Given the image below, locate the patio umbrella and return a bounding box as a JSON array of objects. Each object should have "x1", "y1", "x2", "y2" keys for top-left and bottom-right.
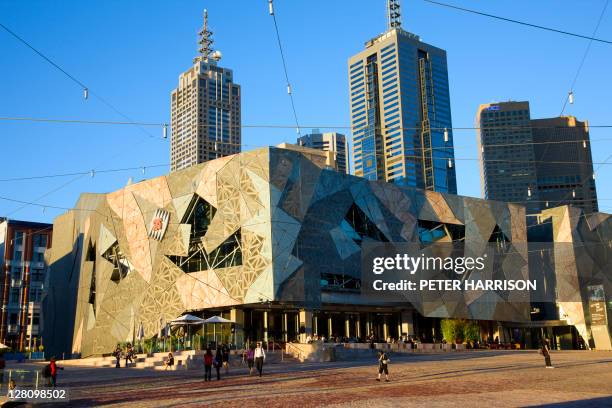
[
  {"x1": 0, "y1": 343, "x2": 9, "y2": 349},
  {"x1": 137, "y1": 322, "x2": 145, "y2": 341},
  {"x1": 170, "y1": 315, "x2": 205, "y2": 350},
  {"x1": 203, "y1": 316, "x2": 234, "y2": 345},
  {"x1": 170, "y1": 314, "x2": 205, "y2": 325},
  {"x1": 137, "y1": 322, "x2": 145, "y2": 352},
  {"x1": 158, "y1": 317, "x2": 164, "y2": 338}
]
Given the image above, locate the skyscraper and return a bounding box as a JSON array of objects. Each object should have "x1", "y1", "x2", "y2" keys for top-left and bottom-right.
[
  {"x1": 348, "y1": 0, "x2": 456, "y2": 193},
  {"x1": 476, "y1": 101, "x2": 540, "y2": 214},
  {"x1": 531, "y1": 116, "x2": 598, "y2": 214},
  {"x1": 297, "y1": 131, "x2": 349, "y2": 174},
  {"x1": 477, "y1": 101, "x2": 598, "y2": 215},
  {"x1": 170, "y1": 10, "x2": 241, "y2": 172}
]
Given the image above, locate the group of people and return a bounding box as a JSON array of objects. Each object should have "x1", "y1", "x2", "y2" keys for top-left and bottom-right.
[
  {"x1": 113, "y1": 343, "x2": 136, "y2": 368},
  {"x1": 202, "y1": 342, "x2": 266, "y2": 381},
  {"x1": 159, "y1": 342, "x2": 268, "y2": 380}
]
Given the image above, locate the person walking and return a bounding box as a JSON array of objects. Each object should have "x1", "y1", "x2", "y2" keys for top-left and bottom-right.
[
  {"x1": 204, "y1": 348, "x2": 213, "y2": 381},
  {"x1": 49, "y1": 357, "x2": 64, "y2": 387},
  {"x1": 541, "y1": 339, "x2": 554, "y2": 368},
  {"x1": 376, "y1": 350, "x2": 390, "y2": 382},
  {"x1": 113, "y1": 345, "x2": 122, "y2": 368},
  {"x1": 246, "y1": 346, "x2": 255, "y2": 375},
  {"x1": 254, "y1": 342, "x2": 266, "y2": 377},
  {"x1": 222, "y1": 343, "x2": 230, "y2": 375},
  {"x1": 125, "y1": 343, "x2": 134, "y2": 367},
  {"x1": 214, "y1": 348, "x2": 223, "y2": 380}
]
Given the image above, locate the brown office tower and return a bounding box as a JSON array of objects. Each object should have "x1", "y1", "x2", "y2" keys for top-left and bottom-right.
[{"x1": 531, "y1": 116, "x2": 598, "y2": 214}]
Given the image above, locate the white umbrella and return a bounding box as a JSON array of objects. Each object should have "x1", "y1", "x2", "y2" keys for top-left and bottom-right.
[
  {"x1": 204, "y1": 316, "x2": 234, "y2": 345},
  {"x1": 170, "y1": 315, "x2": 204, "y2": 350},
  {"x1": 170, "y1": 314, "x2": 205, "y2": 325},
  {"x1": 204, "y1": 316, "x2": 234, "y2": 324},
  {"x1": 158, "y1": 317, "x2": 164, "y2": 338},
  {"x1": 0, "y1": 343, "x2": 9, "y2": 349},
  {"x1": 137, "y1": 322, "x2": 145, "y2": 341}
]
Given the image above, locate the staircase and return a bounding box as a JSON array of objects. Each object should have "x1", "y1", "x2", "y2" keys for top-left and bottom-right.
[{"x1": 60, "y1": 349, "x2": 300, "y2": 370}]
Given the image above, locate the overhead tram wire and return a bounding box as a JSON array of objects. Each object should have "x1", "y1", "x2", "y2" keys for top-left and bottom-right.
[
  {"x1": 5, "y1": 115, "x2": 612, "y2": 131},
  {"x1": 0, "y1": 22, "x2": 167, "y2": 140},
  {"x1": 560, "y1": 0, "x2": 610, "y2": 115},
  {"x1": 422, "y1": 0, "x2": 612, "y2": 45},
  {"x1": 1, "y1": 152, "x2": 611, "y2": 188},
  {"x1": 268, "y1": 0, "x2": 302, "y2": 137}
]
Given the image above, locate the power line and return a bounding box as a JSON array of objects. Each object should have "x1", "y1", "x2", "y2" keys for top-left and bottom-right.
[
  {"x1": 0, "y1": 116, "x2": 164, "y2": 127},
  {"x1": 0, "y1": 164, "x2": 169, "y2": 182},
  {"x1": 4, "y1": 116, "x2": 612, "y2": 131},
  {"x1": 0, "y1": 150, "x2": 608, "y2": 187},
  {"x1": 268, "y1": 0, "x2": 302, "y2": 138},
  {"x1": 0, "y1": 22, "x2": 162, "y2": 140},
  {"x1": 0, "y1": 22, "x2": 88, "y2": 90},
  {"x1": 423, "y1": 0, "x2": 612, "y2": 45},
  {"x1": 560, "y1": 0, "x2": 610, "y2": 115}
]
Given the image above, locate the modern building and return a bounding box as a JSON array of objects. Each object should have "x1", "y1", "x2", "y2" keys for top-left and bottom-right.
[
  {"x1": 477, "y1": 101, "x2": 598, "y2": 215},
  {"x1": 170, "y1": 10, "x2": 241, "y2": 172},
  {"x1": 297, "y1": 131, "x2": 349, "y2": 173},
  {"x1": 531, "y1": 116, "x2": 598, "y2": 214},
  {"x1": 0, "y1": 218, "x2": 52, "y2": 351},
  {"x1": 348, "y1": 0, "x2": 456, "y2": 192},
  {"x1": 476, "y1": 101, "x2": 540, "y2": 214},
  {"x1": 46, "y1": 146, "x2": 611, "y2": 357}
]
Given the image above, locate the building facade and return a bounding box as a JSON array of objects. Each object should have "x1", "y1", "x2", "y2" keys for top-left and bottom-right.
[
  {"x1": 170, "y1": 10, "x2": 241, "y2": 172},
  {"x1": 477, "y1": 102, "x2": 598, "y2": 215},
  {"x1": 348, "y1": 22, "x2": 456, "y2": 192},
  {"x1": 477, "y1": 101, "x2": 541, "y2": 215},
  {"x1": 297, "y1": 132, "x2": 349, "y2": 174},
  {"x1": 43, "y1": 146, "x2": 612, "y2": 357},
  {"x1": 531, "y1": 116, "x2": 598, "y2": 214},
  {"x1": 0, "y1": 219, "x2": 52, "y2": 351}
]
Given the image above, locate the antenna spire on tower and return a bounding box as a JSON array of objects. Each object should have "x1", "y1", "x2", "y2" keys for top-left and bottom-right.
[
  {"x1": 195, "y1": 9, "x2": 214, "y2": 62},
  {"x1": 387, "y1": 0, "x2": 402, "y2": 30}
]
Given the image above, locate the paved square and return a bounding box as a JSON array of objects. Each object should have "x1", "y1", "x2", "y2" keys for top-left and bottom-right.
[{"x1": 29, "y1": 351, "x2": 612, "y2": 407}]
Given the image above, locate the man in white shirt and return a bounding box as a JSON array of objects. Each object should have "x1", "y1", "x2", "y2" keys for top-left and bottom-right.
[{"x1": 254, "y1": 342, "x2": 266, "y2": 377}]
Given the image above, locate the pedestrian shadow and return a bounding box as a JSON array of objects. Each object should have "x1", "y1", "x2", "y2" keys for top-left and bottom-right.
[{"x1": 530, "y1": 396, "x2": 612, "y2": 407}]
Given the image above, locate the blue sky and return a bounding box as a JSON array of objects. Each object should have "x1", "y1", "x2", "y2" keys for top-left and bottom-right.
[{"x1": 1, "y1": 0, "x2": 611, "y2": 223}]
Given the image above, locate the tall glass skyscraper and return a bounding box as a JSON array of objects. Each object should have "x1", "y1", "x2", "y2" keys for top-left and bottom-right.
[{"x1": 348, "y1": 9, "x2": 456, "y2": 193}]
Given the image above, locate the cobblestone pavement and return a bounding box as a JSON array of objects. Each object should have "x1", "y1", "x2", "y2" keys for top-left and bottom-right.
[{"x1": 27, "y1": 351, "x2": 612, "y2": 407}]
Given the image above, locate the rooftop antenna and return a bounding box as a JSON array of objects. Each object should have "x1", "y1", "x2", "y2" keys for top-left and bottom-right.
[
  {"x1": 387, "y1": 0, "x2": 402, "y2": 30},
  {"x1": 195, "y1": 9, "x2": 214, "y2": 63}
]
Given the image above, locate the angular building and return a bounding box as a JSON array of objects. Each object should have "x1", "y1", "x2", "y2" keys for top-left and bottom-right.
[
  {"x1": 476, "y1": 101, "x2": 540, "y2": 214},
  {"x1": 170, "y1": 10, "x2": 241, "y2": 172},
  {"x1": 42, "y1": 144, "x2": 612, "y2": 357},
  {"x1": 348, "y1": 1, "x2": 456, "y2": 192},
  {"x1": 531, "y1": 116, "x2": 598, "y2": 214},
  {"x1": 0, "y1": 219, "x2": 52, "y2": 350},
  {"x1": 477, "y1": 101, "x2": 598, "y2": 215},
  {"x1": 297, "y1": 131, "x2": 349, "y2": 174}
]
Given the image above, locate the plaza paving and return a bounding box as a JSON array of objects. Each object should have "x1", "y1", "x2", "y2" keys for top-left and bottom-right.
[{"x1": 16, "y1": 350, "x2": 612, "y2": 407}]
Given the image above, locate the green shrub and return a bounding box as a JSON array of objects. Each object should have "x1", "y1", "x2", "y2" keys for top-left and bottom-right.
[
  {"x1": 441, "y1": 319, "x2": 458, "y2": 343},
  {"x1": 462, "y1": 321, "x2": 480, "y2": 343},
  {"x1": 441, "y1": 319, "x2": 476, "y2": 343}
]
